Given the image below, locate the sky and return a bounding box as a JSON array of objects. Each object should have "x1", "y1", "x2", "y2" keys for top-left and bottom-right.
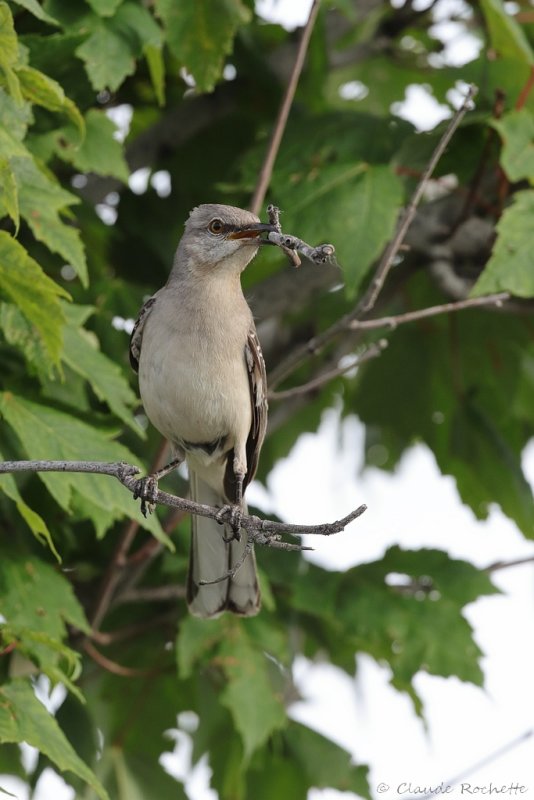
[{"x1": 3, "y1": 0, "x2": 533, "y2": 798}]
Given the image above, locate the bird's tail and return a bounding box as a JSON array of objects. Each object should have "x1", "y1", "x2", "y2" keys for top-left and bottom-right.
[{"x1": 187, "y1": 470, "x2": 261, "y2": 618}]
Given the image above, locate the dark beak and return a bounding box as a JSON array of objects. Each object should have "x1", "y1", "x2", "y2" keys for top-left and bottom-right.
[{"x1": 227, "y1": 222, "x2": 277, "y2": 241}]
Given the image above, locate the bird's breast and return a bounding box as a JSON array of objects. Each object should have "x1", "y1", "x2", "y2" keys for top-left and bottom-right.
[{"x1": 138, "y1": 302, "x2": 252, "y2": 448}]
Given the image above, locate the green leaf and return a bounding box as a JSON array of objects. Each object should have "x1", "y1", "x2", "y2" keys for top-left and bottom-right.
[
  {"x1": 71, "y1": 0, "x2": 163, "y2": 92},
  {"x1": 79, "y1": 655, "x2": 187, "y2": 799},
  {"x1": 0, "y1": 555, "x2": 89, "y2": 637},
  {"x1": 144, "y1": 42, "x2": 165, "y2": 106},
  {"x1": 177, "y1": 617, "x2": 287, "y2": 761},
  {"x1": 0, "y1": 157, "x2": 19, "y2": 232},
  {"x1": 74, "y1": 2, "x2": 162, "y2": 94},
  {"x1": 219, "y1": 621, "x2": 286, "y2": 759},
  {"x1": 0, "y1": 3, "x2": 22, "y2": 99},
  {"x1": 176, "y1": 616, "x2": 222, "y2": 680},
  {"x1": 492, "y1": 108, "x2": 534, "y2": 181},
  {"x1": 86, "y1": 0, "x2": 124, "y2": 17},
  {"x1": 0, "y1": 302, "x2": 49, "y2": 377},
  {"x1": 0, "y1": 231, "x2": 69, "y2": 366},
  {"x1": 61, "y1": 303, "x2": 141, "y2": 433},
  {"x1": 113, "y1": 2, "x2": 163, "y2": 49},
  {"x1": 0, "y1": 392, "x2": 172, "y2": 546},
  {"x1": 471, "y1": 190, "x2": 534, "y2": 298},
  {"x1": 154, "y1": 0, "x2": 251, "y2": 92},
  {"x1": 294, "y1": 547, "x2": 497, "y2": 708},
  {"x1": 75, "y1": 25, "x2": 135, "y2": 92},
  {"x1": 0, "y1": 2, "x2": 19, "y2": 66},
  {"x1": 276, "y1": 162, "x2": 403, "y2": 295},
  {"x1": 479, "y1": 0, "x2": 534, "y2": 65},
  {"x1": 353, "y1": 293, "x2": 534, "y2": 536},
  {"x1": 246, "y1": 758, "x2": 306, "y2": 800},
  {"x1": 58, "y1": 108, "x2": 129, "y2": 181},
  {"x1": 0, "y1": 447, "x2": 59, "y2": 559},
  {"x1": 16, "y1": 65, "x2": 84, "y2": 141},
  {"x1": 284, "y1": 722, "x2": 371, "y2": 798},
  {"x1": 11, "y1": 155, "x2": 88, "y2": 286},
  {"x1": 0, "y1": 742, "x2": 25, "y2": 779},
  {"x1": 0, "y1": 556, "x2": 88, "y2": 695},
  {"x1": 340, "y1": 164, "x2": 403, "y2": 293},
  {"x1": 10, "y1": 0, "x2": 59, "y2": 26},
  {"x1": 0, "y1": 86, "x2": 32, "y2": 141},
  {"x1": 0, "y1": 679, "x2": 109, "y2": 800},
  {"x1": 2, "y1": 627, "x2": 84, "y2": 700}
]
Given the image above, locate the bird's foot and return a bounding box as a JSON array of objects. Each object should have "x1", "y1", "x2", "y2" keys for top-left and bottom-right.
[
  {"x1": 215, "y1": 504, "x2": 243, "y2": 541},
  {"x1": 132, "y1": 475, "x2": 159, "y2": 517}
]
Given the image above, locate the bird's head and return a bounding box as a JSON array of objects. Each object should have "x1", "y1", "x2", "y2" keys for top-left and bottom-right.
[{"x1": 176, "y1": 204, "x2": 276, "y2": 276}]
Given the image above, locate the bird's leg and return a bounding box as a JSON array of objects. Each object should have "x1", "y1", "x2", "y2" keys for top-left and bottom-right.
[
  {"x1": 133, "y1": 456, "x2": 183, "y2": 517},
  {"x1": 216, "y1": 455, "x2": 246, "y2": 540},
  {"x1": 198, "y1": 539, "x2": 254, "y2": 585},
  {"x1": 223, "y1": 470, "x2": 244, "y2": 540}
]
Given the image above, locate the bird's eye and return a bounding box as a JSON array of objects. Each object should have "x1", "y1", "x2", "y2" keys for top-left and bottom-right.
[{"x1": 208, "y1": 219, "x2": 224, "y2": 235}]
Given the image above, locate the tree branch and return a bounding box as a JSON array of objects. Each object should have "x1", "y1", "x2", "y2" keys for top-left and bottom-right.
[
  {"x1": 485, "y1": 555, "x2": 534, "y2": 572},
  {"x1": 249, "y1": 0, "x2": 322, "y2": 215},
  {"x1": 83, "y1": 640, "x2": 161, "y2": 678},
  {"x1": 350, "y1": 292, "x2": 510, "y2": 332},
  {"x1": 268, "y1": 339, "x2": 388, "y2": 401},
  {"x1": 115, "y1": 585, "x2": 186, "y2": 605},
  {"x1": 88, "y1": 439, "x2": 170, "y2": 631},
  {"x1": 268, "y1": 84, "x2": 479, "y2": 389},
  {"x1": 355, "y1": 84, "x2": 478, "y2": 317},
  {"x1": 0, "y1": 460, "x2": 366, "y2": 542}
]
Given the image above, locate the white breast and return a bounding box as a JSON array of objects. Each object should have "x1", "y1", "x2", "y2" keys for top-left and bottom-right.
[{"x1": 137, "y1": 282, "x2": 252, "y2": 451}]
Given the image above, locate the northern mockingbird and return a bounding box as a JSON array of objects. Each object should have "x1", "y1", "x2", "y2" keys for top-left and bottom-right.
[{"x1": 129, "y1": 204, "x2": 276, "y2": 618}]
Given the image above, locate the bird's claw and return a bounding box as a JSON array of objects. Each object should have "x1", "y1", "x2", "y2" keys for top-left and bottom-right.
[
  {"x1": 215, "y1": 504, "x2": 243, "y2": 541},
  {"x1": 133, "y1": 476, "x2": 158, "y2": 517}
]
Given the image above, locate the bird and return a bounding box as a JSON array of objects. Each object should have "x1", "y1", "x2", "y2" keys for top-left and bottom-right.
[{"x1": 129, "y1": 204, "x2": 275, "y2": 618}]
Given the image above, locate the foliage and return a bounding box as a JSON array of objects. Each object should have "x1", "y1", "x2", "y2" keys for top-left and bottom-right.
[{"x1": 0, "y1": 0, "x2": 533, "y2": 797}]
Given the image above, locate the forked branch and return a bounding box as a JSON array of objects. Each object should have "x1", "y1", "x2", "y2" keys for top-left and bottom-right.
[
  {"x1": 269, "y1": 84, "x2": 479, "y2": 389},
  {"x1": 0, "y1": 460, "x2": 366, "y2": 548}
]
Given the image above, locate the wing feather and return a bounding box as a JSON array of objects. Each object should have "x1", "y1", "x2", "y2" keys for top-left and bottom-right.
[
  {"x1": 129, "y1": 295, "x2": 157, "y2": 373},
  {"x1": 243, "y1": 325, "x2": 268, "y2": 489}
]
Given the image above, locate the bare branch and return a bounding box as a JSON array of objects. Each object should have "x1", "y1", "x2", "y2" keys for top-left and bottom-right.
[
  {"x1": 0, "y1": 459, "x2": 366, "y2": 541},
  {"x1": 115, "y1": 586, "x2": 186, "y2": 604},
  {"x1": 269, "y1": 84, "x2": 479, "y2": 389},
  {"x1": 249, "y1": 0, "x2": 322, "y2": 215},
  {"x1": 355, "y1": 84, "x2": 478, "y2": 317},
  {"x1": 88, "y1": 440, "x2": 172, "y2": 631},
  {"x1": 485, "y1": 555, "x2": 534, "y2": 573},
  {"x1": 350, "y1": 292, "x2": 510, "y2": 332},
  {"x1": 83, "y1": 640, "x2": 159, "y2": 678},
  {"x1": 268, "y1": 339, "x2": 388, "y2": 401},
  {"x1": 402, "y1": 729, "x2": 533, "y2": 800}
]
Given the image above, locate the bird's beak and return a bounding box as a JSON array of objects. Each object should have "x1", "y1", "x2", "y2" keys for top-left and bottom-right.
[{"x1": 227, "y1": 223, "x2": 277, "y2": 242}]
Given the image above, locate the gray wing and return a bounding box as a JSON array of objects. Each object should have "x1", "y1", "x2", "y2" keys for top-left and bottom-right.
[
  {"x1": 129, "y1": 295, "x2": 157, "y2": 373},
  {"x1": 243, "y1": 325, "x2": 268, "y2": 489}
]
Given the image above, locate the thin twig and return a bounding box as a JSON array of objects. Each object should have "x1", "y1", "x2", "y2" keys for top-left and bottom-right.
[
  {"x1": 485, "y1": 554, "x2": 534, "y2": 573},
  {"x1": 268, "y1": 339, "x2": 388, "y2": 401},
  {"x1": 356, "y1": 84, "x2": 478, "y2": 317},
  {"x1": 115, "y1": 585, "x2": 186, "y2": 604},
  {"x1": 350, "y1": 292, "x2": 510, "y2": 331},
  {"x1": 402, "y1": 729, "x2": 533, "y2": 800},
  {"x1": 249, "y1": 0, "x2": 322, "y2": 215},
  {"x1": 515, "y1": 65, "x2": 534, "y2": 110},
  {"x1": 0, "y1": 460, "x2": 366, "y2": 540},
  {"x1": 83, "y1": 640, "x2": 160, "y2": 678},
  {"x1": 268, "y1": 84, "x2": 479, "y2": 389},
  {"x1": 91, "y1": 612, "x2": 177, "y2": 644},
  {"x1": 89, "y1": 438, "x2": 170, "y2": 631}
]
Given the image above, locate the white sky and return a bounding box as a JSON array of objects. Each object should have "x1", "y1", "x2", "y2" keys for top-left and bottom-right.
[{"x1": 3, "y1": 1, "x2": 533, "y2": 798}]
